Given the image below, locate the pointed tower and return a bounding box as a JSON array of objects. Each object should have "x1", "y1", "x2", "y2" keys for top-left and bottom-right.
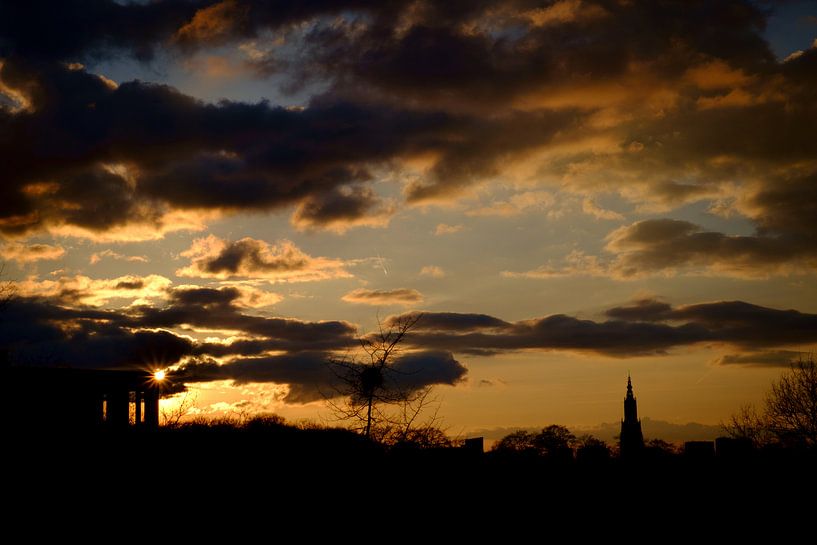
[{"x1": 620, "y1": 374, "x2": 644, "y2": 458}]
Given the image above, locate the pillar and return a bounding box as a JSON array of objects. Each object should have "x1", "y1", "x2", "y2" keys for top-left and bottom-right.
[
  {"x1": 106, "y1": 389, "x2": 130, "y2": 428},
  {"x1": 134, "y1": 390, "x2": 142, "y2": 426},
  {"x1": 144, "y1": 389, "x2": 160, "y2": 428}
]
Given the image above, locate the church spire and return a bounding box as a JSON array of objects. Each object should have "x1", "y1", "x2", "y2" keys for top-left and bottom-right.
[{"x1": 620, "y1": 374, "x2": 644, "y2": 458}]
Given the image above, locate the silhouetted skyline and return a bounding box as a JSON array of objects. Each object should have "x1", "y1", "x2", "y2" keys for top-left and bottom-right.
[{"x1": 1, "y1": 0, "x2": 816, "y2": 433}]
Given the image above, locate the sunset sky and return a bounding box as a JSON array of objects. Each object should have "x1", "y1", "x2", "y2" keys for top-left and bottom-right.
[{"x1": 1, "y1": 0, "x2": 816, "y2": 436}]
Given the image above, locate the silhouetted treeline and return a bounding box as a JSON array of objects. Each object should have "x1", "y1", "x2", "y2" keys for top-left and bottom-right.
[{"x1": 6, "y1": 413, "x2": 817, "y2": 530}]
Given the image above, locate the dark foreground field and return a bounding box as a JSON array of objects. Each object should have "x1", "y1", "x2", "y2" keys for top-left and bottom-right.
[{"x1": 6, "y1": 422, "x2": 816, "y2": 527}]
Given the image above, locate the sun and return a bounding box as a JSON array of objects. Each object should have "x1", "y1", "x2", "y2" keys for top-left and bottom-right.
[{"x1": 154, "y1": 370, "x2": 166, "y2": 381}]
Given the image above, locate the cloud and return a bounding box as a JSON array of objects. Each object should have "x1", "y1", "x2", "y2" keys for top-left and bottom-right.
[
  {"x1": 581, "y1": 198, "x2": 624, "y2": 221},
  {"x1": 435, "y1": 223, "x2": 463, "y2": 235},
  {"x1": 218, "y1": 283, "x2": 283, "y2": 308},
  {"x1": 0, "y1": 282, "x2": 466, "y2": 402},
  {"x1": 602, "y1": 219, "x2": 814, "y2": 278},
  {"x1": 176, "y1": 349, "x2": 466, "y2": 403},
  {"x1": 342, "y1": 288, "x2": 423, "y2": 306},
  {"x1": 134, "y1": 285, "x2": 358, "y2": 353},
  {"x1": 387, "y1": 311, "x2": 511, "y2": 332},
  {"x1": 290, "y1": 184, "x2": 395, "y2": 233},
  {"x1": 89, "y1": 249, "x2": 148, "y2": 265},
  {"x1": 508, "y1": 218, "x2": 817, "y2": 280},
  {"x1": 176, "y1": 235, "x2": 350, "y2": 282},
  {"x1": 0, "y1": 57, "x2": 574, "y2": 239},
  {"x1": 3, "y1": 287, "x2": 816, "y2": 400},
  {"x1": 387, "y1": 299, "x2": 817, "y2": 357},
  {"x1": 502, "y1": 250, "x2": 608, "y2": 280},
  {"x1": 0, "y1": 242, "x2": 65, "y2": 263},
  {"x1": 466, "y1": 190, "x2": 555, "y2": 217},
  {"x1": 12, "y1": 274, "x2": 172, "y2": 306},
  {"x1": 0, "y1": 0, "x2": 203, "y2": 62},
  {"x1": 712, "y1": 350, "x2": 802, "y2": 367},
  {"x1": 419, "y1": 265, "x2": 445, "y2": 278},
  {"x1": 1, "y1": 1, "x2": 816, "y2": 278},
  {"x1": 0, "y1": 298, "x2": 194, "y2": 370}
]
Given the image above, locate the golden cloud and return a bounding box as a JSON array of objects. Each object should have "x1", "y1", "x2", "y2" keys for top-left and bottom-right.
[
  {"x1": 176, "y1": 235, "x2": 351, "y2": 282},
  {"x1": 0, "y1": 242, "x2": 65, "y2": 263},
  {"x1": 342, "y1": 288, "x2": 424, "y2": 306},
  {"x1": 13, "y1": 274, "x2": 173, "y2": 306}
]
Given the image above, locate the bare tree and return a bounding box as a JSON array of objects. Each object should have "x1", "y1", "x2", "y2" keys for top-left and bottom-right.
[
  {"x1": 326, "y1": 313, "x2": 442, "y2": 442},
  {"x1": 724, "y1": 353, "x2": 817, "y2": 448},
  {"x1": 0, "y1": 263, "x2": 16, "y2": 312},
  {"x1": 0, "y1": 263, "x2": 16, "y2": 367},
  {"x1": 765, "y1": 354, "x2": 817, "y2": 447},
  {"x1": 722, "y1": 403, "x2": 773, "y2": 447},
  {"x1": 161, "y1": 391, "x2": 198, "y2": 428}
]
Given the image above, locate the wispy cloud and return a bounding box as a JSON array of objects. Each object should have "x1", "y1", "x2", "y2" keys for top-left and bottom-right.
[
  {"x1": 342, "y1": 288, "x2": 424, "y2": 306},
  {"x1": 0, "y1": 242, "x2": 65, "y2": 263}
]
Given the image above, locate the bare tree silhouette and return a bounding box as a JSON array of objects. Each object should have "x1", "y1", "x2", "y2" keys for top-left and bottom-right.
[
  {"x1": 161, "y1": 391, "x2": 198, "y2": 428},
  {"x1": 766, "y1": 354, "x2": 817, "y2": 447},
  {"x1": 722, "y1": 403, "x2": 773, "y2": 447},
  {"x1": 0, "y1": 263, "x2": 16, "y2": 367},
  {"x1": 724, "y1": 353, "x2": 817, "y2": 448},
  {"x1": 325, "y1": 313, "x2": 444, "y2": 443},
  {"x1": 0, "y1": 263, "x2": 12, "y2": 306}
]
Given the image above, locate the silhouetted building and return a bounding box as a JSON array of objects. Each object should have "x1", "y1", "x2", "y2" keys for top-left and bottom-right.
[
  {"x1": 620, "y1": 375, "x2": 644, "y2": 458},
  {"x1": 715, "y1": 436, "x2": 753, "y2": 459},
  {"x1": 463, "y1": 437, "x2": 484, "y2": 454},
  {"x1": 684, "y1": 441, "x2": 715, "y2": 460},
  {"x1": 0, "y1": 367, "x2": 166, "y2": 431}
]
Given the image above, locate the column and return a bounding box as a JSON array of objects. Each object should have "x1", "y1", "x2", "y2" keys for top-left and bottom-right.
[{"x1": 144, "y1": 389, "x2": 160, "y2": 428}]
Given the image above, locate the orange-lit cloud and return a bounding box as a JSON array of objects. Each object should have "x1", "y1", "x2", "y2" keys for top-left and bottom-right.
[
  {"x1": 342, "y1": 288, "x2": 423, "y2": 306},
  {"x1": 12, "y1": 274, "x2": 172, "y2": 306},
  {"x1": 290, "y1": 185, "x2": 396, "y2": 233},
  {"x1": 176, "y1": 235, "x2": 351, "y2": 282},
  {"x1": 435, "y1": 223, "x2": 463, "y2": 235},
  {"x1": 0, "y1": 242, "x2": 65, "y2": 263},
  {"x1": 89, "y1": 249, "x2": 148, "y2": 265},
  {"x1": 507, "y1": 218, "x2": 817, "y2": 280},
  {"x1": 175, "y1": 0, "x2": 248, "y2": 48},
  {"x1": 419, "y1": 265, "x2": 445, "y2": 278},
  {"x1": 466, "y1": 191, "x2": 555, "y2": 217}
]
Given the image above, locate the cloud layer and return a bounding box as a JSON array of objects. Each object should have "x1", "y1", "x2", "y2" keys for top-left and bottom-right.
[
  {"x1": 390, "y1": 300, "x2": 817, "y2": 357},
  {"x1": 1, "y1": 0, "x2": 812, "y2": 275}
]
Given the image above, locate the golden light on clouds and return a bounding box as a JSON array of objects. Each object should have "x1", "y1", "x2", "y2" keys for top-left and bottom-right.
[{"x1": 176, "y1": 235, "x2": 352, "y2": 282}]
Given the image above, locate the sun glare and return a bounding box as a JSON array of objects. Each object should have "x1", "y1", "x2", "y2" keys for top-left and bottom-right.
[{"x1": 154, "y1": 370, "x2": 166, "y2": 381}]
